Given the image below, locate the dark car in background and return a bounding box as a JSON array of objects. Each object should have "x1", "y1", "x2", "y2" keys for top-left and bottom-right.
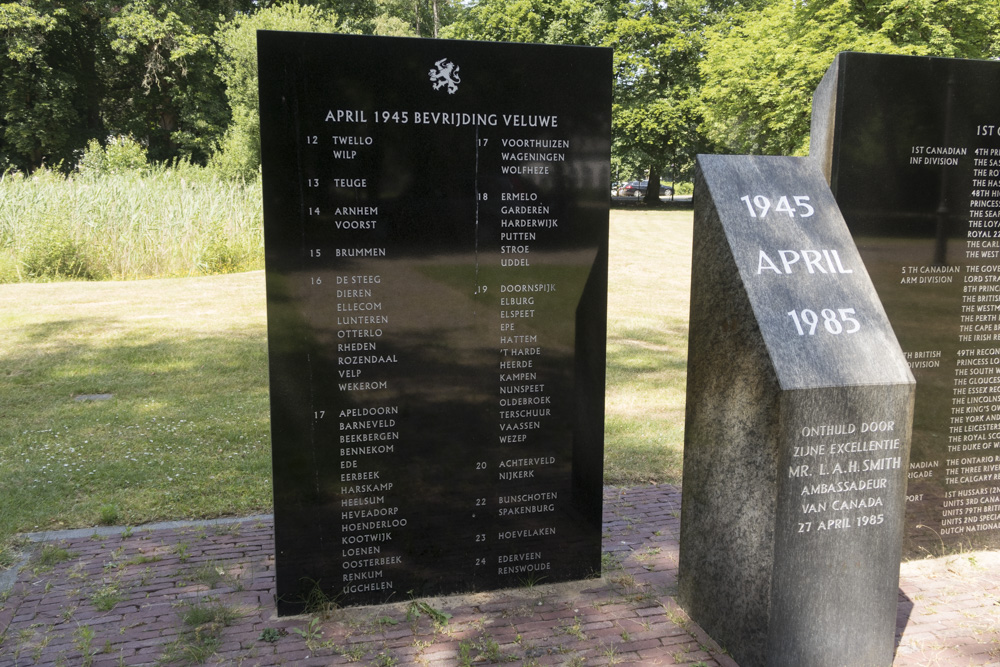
[
  {"x1": 617, "y1": 180, "x2": 642, "y2": 197},
  {"x1": 616, "y1": 180, "x2": 674, "y2": 198}
]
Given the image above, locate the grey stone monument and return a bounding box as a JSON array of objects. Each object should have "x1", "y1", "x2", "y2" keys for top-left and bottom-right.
[{"x1": 679, "y1": 154, "x2": 915, "y2": 667}]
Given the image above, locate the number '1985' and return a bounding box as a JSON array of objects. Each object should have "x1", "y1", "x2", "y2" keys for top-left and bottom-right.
[{"x1": 787, "y1": 308, "x2": 860, "y2": 336}]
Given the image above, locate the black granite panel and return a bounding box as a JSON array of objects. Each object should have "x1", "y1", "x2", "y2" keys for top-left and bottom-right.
[
  {"x1": 258, "y1": 32, "x2": 610, "y2": 614},
  {"x1": 811, "y1": 52, "x2": 1000, "y2": 555},
  {"x1": 680, "y1": 155, "x2": 914, "y2": 666}
]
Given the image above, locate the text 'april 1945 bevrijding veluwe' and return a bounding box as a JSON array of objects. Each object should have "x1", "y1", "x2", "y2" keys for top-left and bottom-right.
[{"x1": 258, "y1": 30, "x2": 611, "y2": 614}]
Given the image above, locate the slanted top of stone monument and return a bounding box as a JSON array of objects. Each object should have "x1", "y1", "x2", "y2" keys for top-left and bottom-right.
[{"x1": 696, "y1": 154, "x2": 914, "y2": 391}]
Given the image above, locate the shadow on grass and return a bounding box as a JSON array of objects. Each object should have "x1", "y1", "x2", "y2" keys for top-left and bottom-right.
[
  {"x1": 604, "y1": 327, "x2": 687, "y2": 485},
  {"x1": 0, "y1": 313, "x2": 271, "y2": 544}
]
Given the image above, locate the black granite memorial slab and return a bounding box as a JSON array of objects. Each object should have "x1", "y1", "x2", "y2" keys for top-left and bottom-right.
[
  {"x1": 258, "y1": 31, "x2": 611, "y2": 614},
  {"x1": 679, "y1": 155, "x2": 915, "y2": 666},
  {"x1": 812, "y1": 52, "x2": 1000, "y2": 555}
]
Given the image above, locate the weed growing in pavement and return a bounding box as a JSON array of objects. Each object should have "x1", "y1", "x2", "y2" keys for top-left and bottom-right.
[
  {"x1": 559, "y1": 617, "x2": 586, "y2": 640},
  {"x1": 29, "y1": 628, "x2": 53, "y2": 661},
  {"x1": 257, "y1": 627, "x2": 287, "y2": 643},
  {"x1": 635, "y1": 546, "x2": 661, "y2": 561},
  {"x1": 329, "y1": 640, "x2": 370, "y2": 661},
  {"x1": 458, "y1": 639, "x2": 474, "y2": 666},
  {"x1": 601, "y1": 552, "x2": 623, "y2": 574},
  {"x1": 458, "y1": 635, "x2": 514, "y2": 666},
  {"x1": 74, "y1": 625, "x2": 96, "y2": 667},
  {"x1": 664, "y1": 606, "x2": 689, "y2": 629},
  {"x1": 475, "y1": 636, "x2": 511, "y2": 662},
  {"x1": 406, "y1": 599, "x2": 452, "y2": 629},
  {"x1": 213, "y1": 522, "x2": 242, "y2": 537},
  {"x1": 90, "y1": 581, "x2": 126, "y2": 611},
  {"x1": 299, "y1": 579, "x2": 341, "y2": 619},
  {"x1": 126, "y1": 553, "x2": 161, "y2": 565},
  {"x1": 291, "y1": 616, "x2": 324, "y2": 643},
  {"x1": 602, "y1": 643, "x2": 623, "y2": 665},
  {"x1": 517, "y1": 572, "x2": 546, "y2": 588},
  {"x1": 159, "y1": 600, "x2": 242, "y2": 665},
  {"x1": 186, "y1": 561, "x2": 228, "y2": 589},
  {"x1": 34, "y1": 544, "x2": 75, "y2": 573},
  {"x1": 500, "y1": 603, "x2": 535, "y2": 619},
  {"x1": 367, "y1": 615, "x2": 399, "y2": 632}
]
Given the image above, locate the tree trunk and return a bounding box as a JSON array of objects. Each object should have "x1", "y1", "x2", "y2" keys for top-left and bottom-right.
[{"x1": 643, "y1": 166, "x2": 662, "y2": 205}]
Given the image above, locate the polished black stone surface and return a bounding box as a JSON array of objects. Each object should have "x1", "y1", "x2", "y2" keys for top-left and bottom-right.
[
  {"x1": 680, "y1": 155, "x2": 913, "y2": 666},
  {"x1": 812, "y1": 52, "x2": 1000, "y2": 555},
  {"x1": 258, "y1": 31, "x2": 610, "y2": 614}
]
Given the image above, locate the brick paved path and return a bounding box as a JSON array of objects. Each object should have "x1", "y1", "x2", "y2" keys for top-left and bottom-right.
[{"x1": 0, "y1": 485, "x2": 997, "y2": 666}]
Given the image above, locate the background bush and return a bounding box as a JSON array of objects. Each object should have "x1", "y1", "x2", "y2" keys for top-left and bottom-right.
[{"x1": 0, "y1": 164, "x2": 262, "y2": 282}]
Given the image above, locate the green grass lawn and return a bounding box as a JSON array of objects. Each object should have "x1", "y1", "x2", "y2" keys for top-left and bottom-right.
[
  {"x1": 605, "y1": 210, "x2": 691, "y2": 484},
  {"x1": 0, "y1": 210, "x2": 692, "y2": 560}
]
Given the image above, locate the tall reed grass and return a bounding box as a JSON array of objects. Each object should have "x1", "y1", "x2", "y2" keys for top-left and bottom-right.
[{"x1": 0, "y1": 166, "x2": 263, "y2": 282}]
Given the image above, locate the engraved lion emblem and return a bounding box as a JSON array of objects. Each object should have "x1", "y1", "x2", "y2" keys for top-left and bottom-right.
[{"x1": 429, "y1": 58, "x2": 461, "y2": 94}]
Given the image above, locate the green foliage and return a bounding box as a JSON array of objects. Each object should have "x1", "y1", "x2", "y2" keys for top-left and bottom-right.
[
  {"x1": 98, "y1": 503, "x2": 120, "y2": 526},
  {"x1": 102, "y1": 0, "x2": 247, "y2": 165},
  {"x1": 0, "y1": 165, "x2": 263, "y2": 281},
  {"x1": 406, "y1": 599, "x2": 452, "y2": 626},
  {"x1": 90, "y1": 582, "x2": 125, "y2": 611},
  {"x1": 257, "y1": 627, "x2": 287, "y2": 643},
  {"x1": 0, "y1": 1, "x2": 101, "y2": 171},
  {"x1": 443, "y1": 0, "x2": 603, "y2": 45},
  {"x1": 211, "y1": 3, "x2": 340, "y2": 180},
  {"x1": 35, "y1": 544, "x2": 74, "y2": 570},
  {"x1": 20, "y1": 232, "x2": 98, "y2": 281},
  {"x1": 700, "y1": 0, "x2": 1000, "y2": 155},
  {"x1": 78, "y1": 135, "x2": 149, "y2": 176},
  {"x1": 198, "y1": 235, "x2": 250, "y2": 275},
  {"x1": 15, "y1": 171, "x2": 108, "y2": 280},
  {"x1": 73, "y1": 624, "x2": 96, "y2": 667},
  {"x1": 290, "y1": 616, "x2": 324, "y2": 641},
  {"x1": 160, "y1": 601, "x2": 242, "y2": 664},
  {"x1": 179, "y1": 601, "x2": 241, "y2": 628},
  {"x1": 605, "y1": 0, "x2": 727, "y2": 200},
  {"x1": 333, "y1": 0, "x2": 459, "y2": 38}
]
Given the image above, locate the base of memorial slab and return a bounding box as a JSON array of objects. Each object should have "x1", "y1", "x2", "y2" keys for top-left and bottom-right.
[{"x1": 0, "y1": 485, "x2": 997, "y2": 666}]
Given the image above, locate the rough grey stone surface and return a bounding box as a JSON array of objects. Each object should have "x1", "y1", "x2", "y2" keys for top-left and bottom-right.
[
  {"x1": 680, "y1": 155, "x2": 915, "y2": 667},
  {"x1": 810, "y1": 60, "x2": 840, "y2": 183}
]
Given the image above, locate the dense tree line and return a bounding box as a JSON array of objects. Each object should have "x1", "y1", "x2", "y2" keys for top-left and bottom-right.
[
  {"x1": 2, "y1": 0, "x2": 998, "y2": 185},
  {"x1": 0, "y1": 0, "x2": 456, "y2": 173}
]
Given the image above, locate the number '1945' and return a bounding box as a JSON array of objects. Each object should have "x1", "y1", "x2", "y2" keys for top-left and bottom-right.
[{"x1": 741, "y1": 195, "x2": 814, "y2": 218}]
